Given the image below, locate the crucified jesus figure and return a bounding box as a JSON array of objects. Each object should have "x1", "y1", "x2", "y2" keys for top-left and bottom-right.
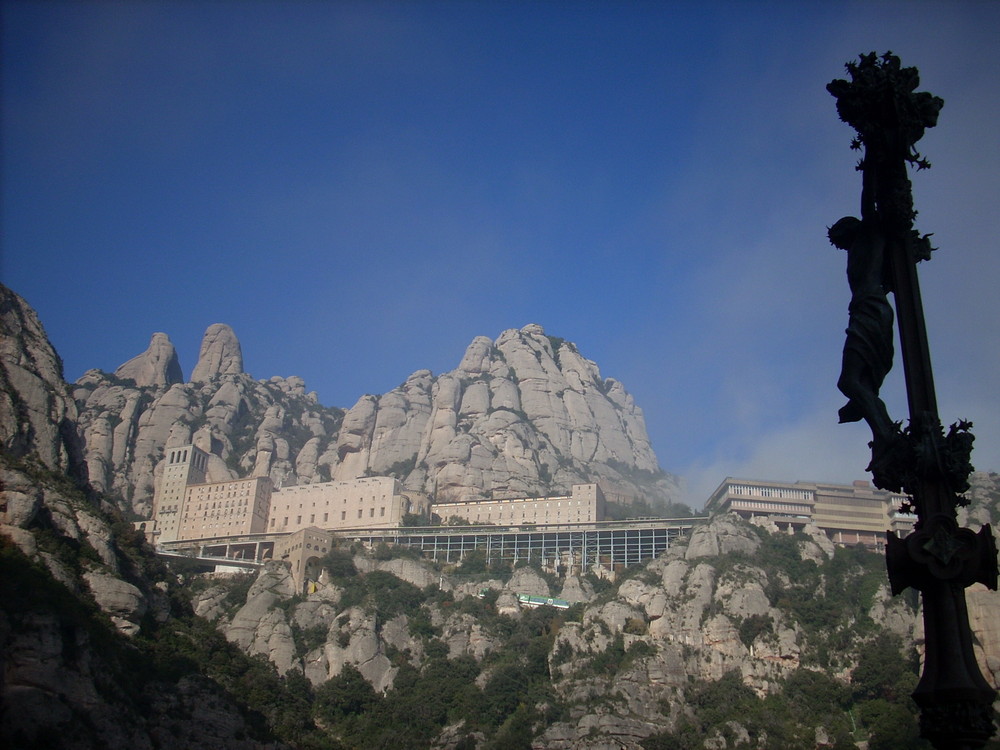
[{"x1": 829, "y1": 161, "x2": 898, "y2": 455}]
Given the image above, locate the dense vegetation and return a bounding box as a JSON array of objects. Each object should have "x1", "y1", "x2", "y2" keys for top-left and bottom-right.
[
  {"x1": 309, "y1": 545, "x2": 569, "y2": 748},
  {"x1": 307, "y1": 603, "x2": 566, "y2": 749},
  {"x1": 0, "y1": 451, "x2": 332, "y2": 748},
  {"x1": 642, "y1": 636, "x2": 926, "y2": 750}
]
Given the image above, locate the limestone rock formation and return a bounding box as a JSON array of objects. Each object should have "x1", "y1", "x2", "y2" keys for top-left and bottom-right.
[
  {"x1": 73, "y1": 320, "x2": 678, "y2": 520},
  {"x1": 0, "y1": 284, "x2": 87, "y2": 482},
  {"x1": 82, "y1": 570, "x2": 148, "y2": 636},
  {"x1": 0, "y1": 285, "x2": 280, "y2": 748},
  {"x1": 74, "y1": 340, "x2": 338, "y2": 513},
  {"x1": 223, "y1": 562, "x2": 299, "y2": 674},
  {"x1": 191, "y1": 323, "x2": 244, "y2": 383},
  {"x1": 685, "y1": 512, "x2": 762, "y2": 559},
  {"x1": 304, "y1": 605, "x2": 398, "y2": 691},
  {"x1": 114, "y1": 332, "x2": 183, "y2": 388},
  {"x1": 0, "y1": 599, "x2": 267, "y2": 750},
  {"x1": 327, "y1": 323, "x2": 677, "y2": 504},
  {"x1": 506, "y1": 565, "x2": 552, "y2": 598}
]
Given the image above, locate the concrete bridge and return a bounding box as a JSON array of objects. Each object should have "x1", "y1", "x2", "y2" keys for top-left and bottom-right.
[{"x1": 155, "y1": 548, "x2": 266, "y2": 571}]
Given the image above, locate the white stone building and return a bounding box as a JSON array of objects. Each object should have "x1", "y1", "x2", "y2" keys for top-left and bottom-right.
[
  {"x1": 432, "y1": 483, "x2": 606, "y2": 526},
  {"x1": 151, "y1": 444, "x2": 208, "y2": 543},
  {"x1": 705, "y1": 477, "x2": 915, "y2": 549},
  {"x1": 179, "y1": 476, "x2": 272, "y2": 540},
  {"x1": 267, "y1": 476, "x2": 430, "y2": 534}
]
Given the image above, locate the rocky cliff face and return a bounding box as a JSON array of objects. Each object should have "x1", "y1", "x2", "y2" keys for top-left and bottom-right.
[
  {"x1": 0, "y1": 284, "x2": 286, "y2": 748},
  {"x1": 189, "y1": 508, "x2": 1000, "y2": 750},
  {"x1": 0, "y1": 285, "x2": 88, "y2": 483},
  {"x1": 74, "y1": 318, "x2": 342, "y2": 516},
  {"x1": 74, "y1": 320, "x2": 678, "y2": 517},
  {"x1": 195, "y1": 507, "x2": 998, "y2": 748}
]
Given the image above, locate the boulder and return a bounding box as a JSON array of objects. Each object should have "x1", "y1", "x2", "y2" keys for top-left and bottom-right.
[
  {"x1": 114, "y1": 332, "x2": 183, "y2": 388},
  {"x1": 82, "y1": 571, "x2": 147, "y2": 636},
  {"x1": 506, "y1": 566, "x2": 552, "y2": 597},
  {"x1": 191, "y1": 323, "x2": 243, "y2": 383},
  {"x1": 558, "y1": 574, "x2": 595, "y2": 604},
  {"x1": 686, "y1": 513, "x2": 762, "y2": 559},
  {"x1": 304, "y1": 606, "x2": 396, "y2": 692}
]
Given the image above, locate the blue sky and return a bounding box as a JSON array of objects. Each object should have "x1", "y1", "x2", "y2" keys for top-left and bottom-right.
[{"x1": 3, "y1": 1, "x2": 998, "y2": 507}]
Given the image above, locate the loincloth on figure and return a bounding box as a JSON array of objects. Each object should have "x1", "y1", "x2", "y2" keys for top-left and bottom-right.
[{"x1": 839, "y1": 291, "x2": 894, "y2": 423}]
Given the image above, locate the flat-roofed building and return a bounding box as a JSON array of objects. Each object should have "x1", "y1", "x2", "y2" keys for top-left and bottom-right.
[
  {"x1": 433, "y1": 483, "x2": 606, "y2": 526},
  {"x1": 705, "y1": 477, "x2": 914, "y2": 550},
  {"x1": 812, "y1": 480, "x2": 915, "y2": 547},
  {"x1": 705, "y1": 479, "x2": 815, "y2": 526},
  {"x1": 179, "y1": 476, "x2": 273, "y2": 540},
  {"x1": 151, "y1": 445, "x2": 209, "y2": 543},
  {"x1": 267, "y1": 476, "x2": 430, "y2": 534}
]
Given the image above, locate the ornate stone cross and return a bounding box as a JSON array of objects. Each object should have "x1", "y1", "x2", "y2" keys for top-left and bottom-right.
[{"x1": 828, "y1": 52, "x2": 998, "y2": 749}]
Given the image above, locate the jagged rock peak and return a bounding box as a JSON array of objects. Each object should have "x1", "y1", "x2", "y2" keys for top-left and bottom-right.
[
  {"x1": 114, "y1": 332, "x2": 183, "y2": 387},
  {"x1": 190, "y1": 323, "x2": 243, "y2": 383},
  {"x1": 329, "y1": 321, "x2": 672, "y2": 504}
]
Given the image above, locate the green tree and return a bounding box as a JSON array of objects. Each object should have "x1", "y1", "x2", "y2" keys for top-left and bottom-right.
[
  {"x1": 486, "y1": 703, "x2": 534, "y2": 749},
  {"x1": 851, "y1": 633, "x2": 919, "y2": 703},
  {"x1": 318, "y1": 547, "x2": 357, "y2": 580},
  {"x1": 314, "y1": 664, "x2": 379, "y2": 724},
  {"x1": 857, "y1": 699, "x2": 925, "y2": 750},
  {"x1": 401, "y1": 512, "x2": 424, "y2": 527}
]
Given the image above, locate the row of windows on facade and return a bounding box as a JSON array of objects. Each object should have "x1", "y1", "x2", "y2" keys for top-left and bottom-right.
[
  {"x1": 181, "y1": 524, "x2": 258, "y2": 533},
  {"x1": 189, "y1": 490, "x2": 254, "y2": 500},
  {"x1": 830, "y1": 531, "x2": 883, "y2": 542},
  {"x1": 729, "y1": 485, "x2": 813, "y2": 501},
  {"x1": 283, "y1": 541, "x2": 330, "y2": 553},
  {"x1": 730, "y1": 501, "x2": 811, "y2": 514},
  {"x1": 469, "y1": 509, "x2": 591, "y2": 518},
  {"x1": 434, "y1": 500, "x2": 586, "y2": 513},
  {"x1": 281, "y1": 495, "x2": 388, "y2": 509},
  {"x1": 190, "y1": 507, "x2": 268, "y2": 519},
  {"x1": 188, "y1": 481, "x2": 255, "y2": 491},
  {"x1": 463, "y1": 500, "x2": 591, "y2": 512},
  {"x1": 192, "y1": 499, "x2": 265, "y2": 510},
  {"x1": 815, "y1": 490, "x2": 909, "y2": 507},
  {"x1": 814, "y1": 496, "x2": 893, "y2": 509},
  {"x1": 814, "y1": 508, "x2": 893, "y2": 521},
  {"x1": 272, "y1": 507, "x2": 388, "y2": 526}
]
